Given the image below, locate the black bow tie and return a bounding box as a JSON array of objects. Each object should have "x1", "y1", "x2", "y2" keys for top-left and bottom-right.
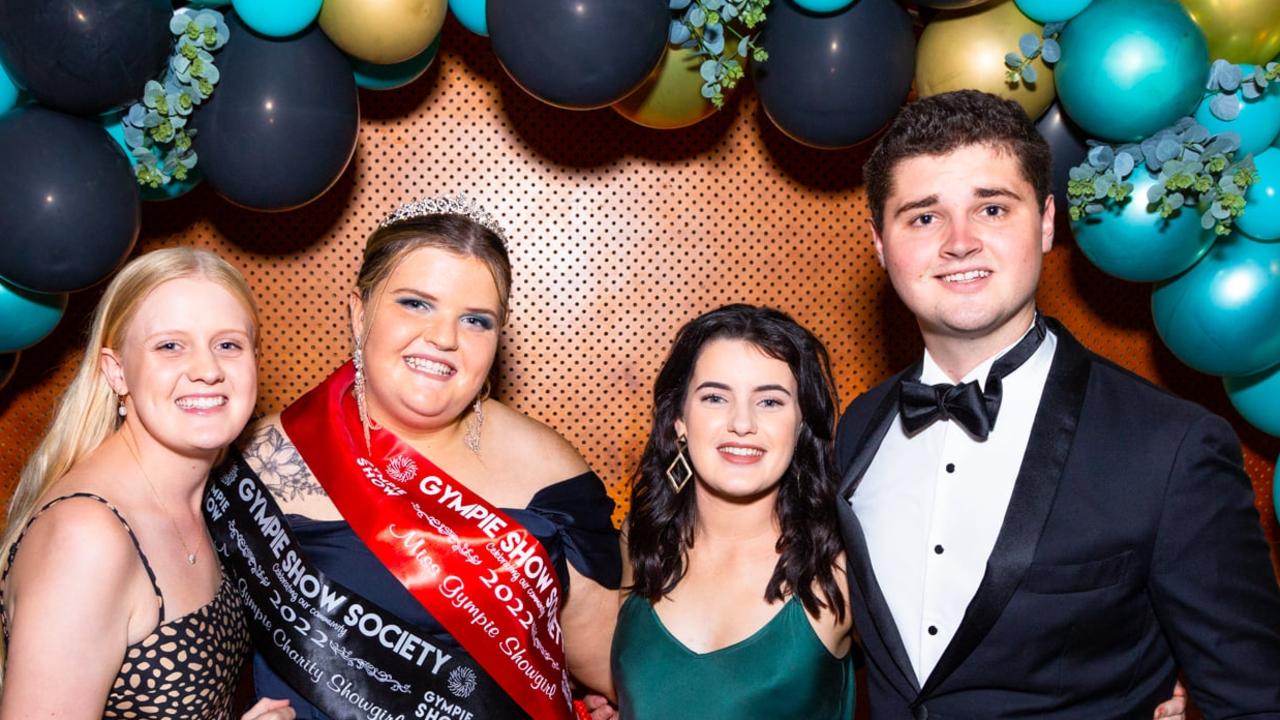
[{"x1": 898, "y1": 315, "x2": 1048, "y2": 441}]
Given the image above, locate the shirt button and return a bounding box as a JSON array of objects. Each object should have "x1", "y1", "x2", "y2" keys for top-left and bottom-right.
[
  {"x1": 934, "y1": 545, "x2": 944, "y2": 555},
  {"x1": 945, "y1": 463, "x2": 956, "y2": 473},
  {"x1": 928, "y1": 625, "x2": 938, "y2": 636}
]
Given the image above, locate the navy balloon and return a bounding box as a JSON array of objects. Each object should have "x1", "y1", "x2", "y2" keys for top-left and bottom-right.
[
  {"x1": 1035, "y1": 103, "x2": 1089, "y2": 215},
  {"x1": 754, "y1": 0, "x2": 915, "y2": 148},
  {"x1": 488, "y1": 0, "x2": 668, "y2": 110},
  {"x1": 0, "y1": 0, "x2": 172, "y2": 115},
  {"x1": 193, "y1": 14, "x2": 359, "y2": 211},
  {"x1": 0, "y1": 106, "x2": 139, "y2": 293}
]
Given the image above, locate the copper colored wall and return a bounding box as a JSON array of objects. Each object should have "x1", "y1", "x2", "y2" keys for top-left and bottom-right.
[{"x1": 0, "y1": 26, "x2": 1276, "y2": 549}]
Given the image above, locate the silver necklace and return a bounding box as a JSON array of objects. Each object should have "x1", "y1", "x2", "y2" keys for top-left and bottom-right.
[{"x1": 123, "y1": 436, "x2": 199, "y2": 565}]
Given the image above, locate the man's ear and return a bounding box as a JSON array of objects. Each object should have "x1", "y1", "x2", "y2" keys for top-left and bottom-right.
[
  {"x1": 99, "y1": 347, "x2": 127, "y2": 397},
  {"x1": 869, "y1": 219, "x2": 886, "y2": 268},
  {"x1": 1041, "y1": 194, "x2": 1056, "y2": 254}
]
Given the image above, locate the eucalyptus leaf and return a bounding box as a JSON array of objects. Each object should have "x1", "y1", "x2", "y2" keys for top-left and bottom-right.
[
  {"x1": 1113, "y1": 151, "x2": 1135, "y2": 178},
  {"x1": 1085, "y1": 203, "x2": 1104, "y2": 215},
  {"x1": 1018, "y1": 33, "x2": 1039, "y2": 57},
  {"x1": 670, "y1": 0, "x2": 692, "y2": 8},
  {"x1": 1093, "y1": 175, "x2": 1114, "y2": 198},
  {"x1": 1021, "y1": 65, "x2": 1037, "y2": 84},
  {"x1": 1220, "y1": 63, "x2": 1242, "y2": 92},
  {"x1": 1156, "y1": 139, "x2": 1182, "y2": 162},
  {"x1": 1041, "y1": 39, "x2": 1060, "y2": 64},
  {"x1": 738, "y1": 36, "x2": 750, "y2": 58},
  {"x1": 1069, "y1": 165, "x2": 1094, "y2": 182},
  {"x1": 1242, "y1": 82, "x2": 1263, "y2": 100},
  {"x1": 1211, "y1": 201, "x2": 1231, "y2": 219},
  {"x1": 669, "y1": 20, "x2": 691, "y2": 44},
  {"x1": 1184, "y1": 124, "x2": 1209, "y2": 144},
  {"x1": 1147, "y1": 181, "x2": 1166, "y2": 203},
  {"x1": 700, "y1": 81, "x2": 716, "y2": 99},
  {"x1": 688, "y1": 5, "x2": 706, "y2": 27},
  {"x1": 700, "y1": 59, "x2": 719, "y2": 82},
  {"x1": 1005, "y1": 52, "x2": 1022, "y2": 69},
  {"x1": 1088, "y1": 145, "x2": 1114, "y2": 170},
  {"x1": 1167, "y1": 192, "x2": 1185, "y2": 210},
  {"x1": 1043, "y1": 22, "x2": 1065, "y2": 36},
  {"x1": 1210, "y1": 93, "x2": 1241, "y2": 121}
]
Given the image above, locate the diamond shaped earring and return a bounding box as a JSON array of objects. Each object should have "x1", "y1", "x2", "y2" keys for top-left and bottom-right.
[{"x1": 665, "y1": 434, "x2": 694, "y2": 493}]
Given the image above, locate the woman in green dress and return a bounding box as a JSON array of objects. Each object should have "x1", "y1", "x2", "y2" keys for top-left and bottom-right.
[{"x1": 611, "y1": 304, "x2": 855, "y2": 719}]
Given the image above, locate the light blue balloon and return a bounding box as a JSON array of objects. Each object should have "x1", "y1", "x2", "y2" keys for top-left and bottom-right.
[
  {"x1": 0, "y1": 277, "x2": 67, "y2": 352},
  {"x1": 352, "y1": 37, "x2": 441, "y2": 91},
  {"x1": 450, "y1": 0, "x2": 488, "y2": 36},
  {"x1": 1224, "y1": 363, "x2": 1280, "y2": 436},
  {"x1": 1014, "y1": 0, "x2": 1092, "y2": 23},
  {"x1": 0, "y1": 58, "x2": 18, "y2": 114},
  {"x1": 1238, "y1": 147, "x2": 1280, "y2": 241},
  {"x1": 100, "y1": 113, "x2": 201, "y2": 202},
  {"x1": 793, "y1": 0, "x2": 857, "y2": 12},
  {"x1": 232, "y1": 0, "x2": 322, "y2": 38},
  {"x1": 1055, "y1": 0, "x2": 1208, "y2": 141},
  {"x1": 1073, "y1": 163, "x2": 1216, "y2": 281},
  {"x1": 1194, "y1": 65, "x2": 1280, "y2": 157},
  {"x1": 1152, "y1": 233, "x2": 1280, "y2": 376}
]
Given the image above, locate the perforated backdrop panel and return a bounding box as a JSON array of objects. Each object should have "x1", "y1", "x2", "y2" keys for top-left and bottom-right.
[{"x1": 0, "y1": 27, "x2": 1275, "y2": 547}]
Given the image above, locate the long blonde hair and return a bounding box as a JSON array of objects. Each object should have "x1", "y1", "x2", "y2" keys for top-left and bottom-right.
[{"x1": 0, "y1": 248, "x2": 259, "y2": 677}]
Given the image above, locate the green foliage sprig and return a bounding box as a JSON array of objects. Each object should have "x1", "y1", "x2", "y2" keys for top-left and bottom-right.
[
  {"x1": 1004, "y1": 22, "x2": 1062, "y2": 87},
  {"x1": 1066, "y1": 117, "x2": 1258, "y2": 236},
  {"x1": 120, "y1": 9, "x2": 229, "y2": 189},
  {"x1": 669, "y1": 0, "x2": 769, "y2": 109},
  {"x1": 1205, "y1": 59, "x2": 1280, "y2": 121}
]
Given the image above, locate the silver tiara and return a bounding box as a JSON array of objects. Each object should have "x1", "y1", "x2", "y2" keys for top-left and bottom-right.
[{"x1": 378, "y1": 193, "x2": 509, "y2": 248}]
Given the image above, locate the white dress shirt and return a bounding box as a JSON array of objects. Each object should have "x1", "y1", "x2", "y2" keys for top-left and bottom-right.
[{"x1": 849, "y1": 324, "x2": 1057, "y2": 685}]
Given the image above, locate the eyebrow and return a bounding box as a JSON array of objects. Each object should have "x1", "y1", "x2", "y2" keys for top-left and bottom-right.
[
  {"x1": 694, "y1": 381, "x2": 793, "y2": 396},
  {"x1": 892, "y1": 186, "x2": 1024, "y2": 219},
  {"x1": 974, "y1": 186, "x2": 1022, "y2": 201},
  {"x1": 141, "y1": 328, "x2": 251, "y2": 342},
  {"x1": 892, "y1": 194, "x2": 938, "y2": 219},
  {"x1": 390, "y1": 288, "x2": 499, "y2": 317}
]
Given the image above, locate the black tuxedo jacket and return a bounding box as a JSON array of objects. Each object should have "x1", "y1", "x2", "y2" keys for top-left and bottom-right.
[{"x1": 835, "y1": 318, "x2": 1280, "y2": 719}]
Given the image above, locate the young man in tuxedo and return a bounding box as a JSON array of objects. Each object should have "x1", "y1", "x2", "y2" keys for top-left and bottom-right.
[{"x1": 835, "y1": 89, "x2": 1280, "y2": 718}]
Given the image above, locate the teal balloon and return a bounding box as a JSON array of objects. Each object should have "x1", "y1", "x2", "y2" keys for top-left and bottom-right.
[
  {"x1": 1055, "y1": 0, "x2": 1208, "y2": 141},
  {"x1": 352, "y1": 36, "x2": 440, "y2": 90},
  {"x1": 1194, "y1": 65, "x2": 1280, "y2": 157},
  {"x1": 1152, "y1": 233, "x2": 1280, "y2": 376},
  {"x1": 0, "y1": 276, "x2": 67, "y2": 352},
  {"x1": 1238, "y1": 147, "x2": 1280, "y2": 241},
  {"x1": 794, "y1": 0, "x2": 856, "y2": 12},
  {"x1": 449, "y1": 0, "x2": 488, "y2": 35},
  {"x1": 1014, "y1": 0, "x2": 1092, "y2": 22},
  {"x1": 232, "y1": 0, "x2": 323, "y2": 37},
  {"x1": 0, "y1": 59, "x2": 18, "y2": 113},
  {"x1": 1073, "y1": 163, "x2": 1215, "y2": 281},
  {"x1": 100, "y1": 113, "x2": 201, "y2": 202},
  {"x1": 187, "y1": 0, "x2": 231, "y2": 6},
  {"x1": 1224, "y1": 364, "x2": 1280, "y2": 436}
]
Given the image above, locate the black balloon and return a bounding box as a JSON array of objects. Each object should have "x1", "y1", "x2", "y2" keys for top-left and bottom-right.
[
  {"x1": 0, "y1": 351, "x2": 17, "y2": 391},
  {"x1": 754, "y1": 0, "x2": 915, "y2": 149},
  {"x1": 192, "y1": 15, "x2": 358, "y2": 212},
  {"x1": 1036, "y1": 102, "x2": 1089, "y2": 215},
  {"x1": 0, "y1": 106, "x2": 139, "y2": 293},
  {"x1": 0, "y1": 0, "x2": 172, "y2": 115},
  {"x1": 488, "y1": 0, "x2": 668, "y2": 110}
]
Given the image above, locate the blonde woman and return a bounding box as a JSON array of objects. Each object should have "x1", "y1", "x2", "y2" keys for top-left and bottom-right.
[{"x1": 0, "y1": 248, "x2": 293, "y2": 719}]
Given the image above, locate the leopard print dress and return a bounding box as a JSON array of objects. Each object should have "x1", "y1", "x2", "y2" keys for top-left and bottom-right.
[{"x1": 1, "y1": 493, "x2": 251, "y2": 719}]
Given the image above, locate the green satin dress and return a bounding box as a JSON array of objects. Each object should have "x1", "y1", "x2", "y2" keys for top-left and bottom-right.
[{"x1": 611, "y1": 594, "x2": 855, "y2": 719}]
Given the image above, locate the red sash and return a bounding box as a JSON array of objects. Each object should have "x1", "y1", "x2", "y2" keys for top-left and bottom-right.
[{"x1": 282, "y1": 364, "x2": 574, "y2": 719}]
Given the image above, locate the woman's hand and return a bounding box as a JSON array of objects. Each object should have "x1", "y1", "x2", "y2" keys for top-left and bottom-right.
[
  {"x1": 242, "y1": 697, "x2": 296, "y2": 720},
  {"x1": 582, "y1": 693, "x2": 618, "y2": 720},
  {"x1": 1152, "y1": 680, "x2": 1188, "y2": 719}
]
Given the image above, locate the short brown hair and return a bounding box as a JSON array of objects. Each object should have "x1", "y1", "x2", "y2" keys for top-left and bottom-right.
[
  {"x1": 863, "y1": 90, "x2": 1051, "y2": 229},
  {"x1": 356, "y1": 214, "x2": 512, "y2": 322}
]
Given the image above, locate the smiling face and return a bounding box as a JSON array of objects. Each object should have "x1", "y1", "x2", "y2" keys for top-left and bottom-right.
[
  {"x1": 102, "y1": 276, "x2": 258, "y2": 460},
  {"x1": 674, "y1": 338, "x2": 802, "y2": 503},
  {"x1": 351, "y1": 246, "x2": 501, "y2": 435},
  {"x1": 872, "y1": 143, "x2": 1054, "y2": 351}
]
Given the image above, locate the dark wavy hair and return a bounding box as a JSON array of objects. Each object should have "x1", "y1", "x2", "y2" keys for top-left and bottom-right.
[
  {"x1": 628, "y1": 304, "x2": 846, "y2": 622},
  {"x1": 863, "y1": 89, "x2": 1052, "y2": 230}
]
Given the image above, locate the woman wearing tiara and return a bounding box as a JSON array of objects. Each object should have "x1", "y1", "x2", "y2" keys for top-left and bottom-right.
[
  {"x1": 0, "y1": 248, "x2": 292, "y2": 719},
  {"x1": 206, "y1": 195, "x2": 620, "y2": 719}
]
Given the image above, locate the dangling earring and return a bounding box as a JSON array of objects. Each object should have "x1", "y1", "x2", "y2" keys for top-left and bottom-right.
[
  {"x1": 354, "y1": 347, "x2": 373, "y2": 452},
  {"x1": 464, "y1": 380, "x2": 490, "y2": 456},
  {"x1": 117, "y1": 394, "x2": 128, "y2": 418},
  {"x1": 665, "y1": 434, "x2": 694, "y2": 493}
]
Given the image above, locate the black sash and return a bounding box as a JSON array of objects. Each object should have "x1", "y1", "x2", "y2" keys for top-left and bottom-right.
[{"x1": 204, "y1": 448, "x2": 524, "y2": 719}]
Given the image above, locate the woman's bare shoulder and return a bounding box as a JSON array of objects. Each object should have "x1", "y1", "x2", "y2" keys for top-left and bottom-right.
[
  {"x1": 238, "y1": 413, "x2": 327, "y2": 504},
  {"x1": 484, "y1": 401, "x2": 590, "y2": 489}
]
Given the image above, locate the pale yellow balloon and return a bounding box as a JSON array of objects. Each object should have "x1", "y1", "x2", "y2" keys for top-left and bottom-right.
[
  {"x1": 613, "y1": 47, "x2": 728, "y2": 130},
  {"x1": 1181, "y1": 0, "x2": 1280, "y2": 65},
  {"x1": 319, "y1": 0, "x2": 448, "y2": 65},
  {"x1": 916, "y1": 0, "x2": 1056, "y2": 119}
]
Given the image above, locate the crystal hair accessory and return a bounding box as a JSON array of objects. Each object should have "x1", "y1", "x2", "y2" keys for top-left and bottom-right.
[{"x1": 378, "y1": 193, "x2": 509, "y2": 248}]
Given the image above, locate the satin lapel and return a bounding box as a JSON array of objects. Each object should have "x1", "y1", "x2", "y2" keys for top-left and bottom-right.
[
  {"x1": 839, "y1": 363, "x2": 921, "y2": 697},
  {"x1": 917, "y1": 321, "x2": 1092, "y2": 699}
]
